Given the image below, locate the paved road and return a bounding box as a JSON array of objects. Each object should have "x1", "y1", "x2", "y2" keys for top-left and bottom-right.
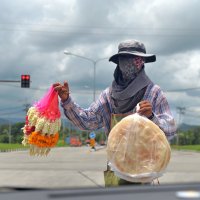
[{"x1": 0, "y1": 146, "x2": 200, "y2": 189}]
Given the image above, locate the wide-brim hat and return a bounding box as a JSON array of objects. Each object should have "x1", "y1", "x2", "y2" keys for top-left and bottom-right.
[{"x1": 109, "y1": 39, "x2": 156, "y2": 64}]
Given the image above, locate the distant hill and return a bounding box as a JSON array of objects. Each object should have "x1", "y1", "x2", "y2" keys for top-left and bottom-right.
[
  {"x1": 178, "y1": 123, "x2": 199, "y2": 131},
  {"x1": 0, "y1": 117, "x2": 72, "y2": 127},
  {"x1": 0, "y1": 118, "x2": 8, "y2": 125},
  {"x1": 0, "y1": 118, "x2": 24, "y2": 125},
  {"x1": 0, "y1": 118, "x2": 199, "y2": 132}
]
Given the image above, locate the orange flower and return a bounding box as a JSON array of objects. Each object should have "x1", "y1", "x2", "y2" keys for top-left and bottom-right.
[{"x1": 28, "y1": 132, "x2": 59, "y2": 148}]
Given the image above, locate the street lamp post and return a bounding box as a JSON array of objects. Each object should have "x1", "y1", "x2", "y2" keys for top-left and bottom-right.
[{"x1": 64, "y1": 51, "x2": 107, "y2": 101}]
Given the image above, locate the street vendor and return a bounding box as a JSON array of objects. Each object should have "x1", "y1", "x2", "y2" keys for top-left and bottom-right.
[{"x1": 53, "y1": 39, "x2": 177, "y2": 185}]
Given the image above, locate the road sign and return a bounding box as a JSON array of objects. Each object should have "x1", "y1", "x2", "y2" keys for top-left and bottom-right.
[{"x1": 89, "y1": 132, "x2": 96, "y2": 139}]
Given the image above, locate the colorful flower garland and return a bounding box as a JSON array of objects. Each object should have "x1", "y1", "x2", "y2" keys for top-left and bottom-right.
[{"x1": 22, "y1": 86, "x2": 61, "y2": 156}]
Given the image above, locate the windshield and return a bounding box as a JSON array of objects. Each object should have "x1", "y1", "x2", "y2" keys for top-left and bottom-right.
[{"x1": 0, "y1": 0, "x2": 200, "y2": 191}]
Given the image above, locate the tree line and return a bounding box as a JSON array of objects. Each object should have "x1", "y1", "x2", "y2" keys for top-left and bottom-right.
[
  {"x1": 1, "y1": 122, "x2": 200, "y2": 145},
  {"x1": 171, "y1": 127, "x2": 200, "y2": 145},
  {"x1": 0, "y1": 122, "x2": 107, "y2": 145}
]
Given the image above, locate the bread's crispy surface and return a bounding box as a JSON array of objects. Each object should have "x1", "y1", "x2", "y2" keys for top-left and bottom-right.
[{"x1": 107, "y1": 114, "x2": 171, "y2": 175}]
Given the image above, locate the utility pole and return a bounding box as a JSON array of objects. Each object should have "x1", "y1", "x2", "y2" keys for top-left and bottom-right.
[
  {"x1": 62, "y1": 119, "x2": 66, "y2": 145},
  {"x1": 8, "y1": 120, "x2": 12, "y2": 144},
  {"x1": 24, "y1": 104, "x2": 31, "y2": 113},
  {"x1": 176, "y1": 106, "x2": 186, "y2": 145}
]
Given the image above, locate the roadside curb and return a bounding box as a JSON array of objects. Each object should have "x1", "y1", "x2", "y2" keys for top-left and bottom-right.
[{"x1": 0, "y1": 148, "x2": 28, "y2": 153}]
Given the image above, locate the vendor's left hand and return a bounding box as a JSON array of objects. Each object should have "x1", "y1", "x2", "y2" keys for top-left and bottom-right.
[{"x1": 137, "y1": 100, "x2": 153, "y2": 118}]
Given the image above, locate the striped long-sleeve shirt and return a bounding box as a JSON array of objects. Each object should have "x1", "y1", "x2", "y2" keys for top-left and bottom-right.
[{"x1": 61, "y1": 83, "x2": 177, "y2": 141}]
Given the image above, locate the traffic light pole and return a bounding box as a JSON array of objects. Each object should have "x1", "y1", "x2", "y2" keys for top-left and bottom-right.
[
  {"x1": 0, "y1": 75, "x2": 31, "y2": 88},
  {"x1": 0, "y1": 80, "x2": 20, "y2": 82}
]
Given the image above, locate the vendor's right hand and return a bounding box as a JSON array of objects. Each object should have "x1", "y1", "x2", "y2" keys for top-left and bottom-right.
[{"x1": 53, "y1": 81, "x2": 70, "y2": 102}]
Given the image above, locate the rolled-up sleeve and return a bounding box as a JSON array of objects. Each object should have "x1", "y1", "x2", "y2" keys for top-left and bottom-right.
[
  {"x1": 61, "y1": 95, "x2": 104, "y2": 131},
  {"x1": 144, "y1": 84, "x2": 177, "y2": 141}
]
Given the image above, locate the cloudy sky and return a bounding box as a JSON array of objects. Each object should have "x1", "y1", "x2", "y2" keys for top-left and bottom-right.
[{"x1": 1, "y1": 0, "x2": 200, "y2": 125}]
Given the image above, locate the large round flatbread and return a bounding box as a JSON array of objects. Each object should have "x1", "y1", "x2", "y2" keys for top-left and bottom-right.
[{"x1": 107, "y1": 114, "x2": 171, "y2": 176}]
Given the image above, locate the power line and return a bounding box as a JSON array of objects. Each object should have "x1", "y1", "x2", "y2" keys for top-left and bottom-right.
[
  {"x1": 0, "y1": 110, "x2": 23, "y2": 116},
  {"x1": 184, "y1": 112, "x2": 200, "y2": 119},
  {"x1": 0, "y1": 83, "x2": 98, "y2": 94},
  {"x1": 1, "y1": 27, "x2": 200, "y2": 37},
  {"x1": 166, "y1": 87, "x2": 200, "y2": 92},
  {"x1": 1, "y1": 22, "x2": 200, "y2": 32},
  {"x1": 1, "y1": 78, "x2": 200, "y2": 92},
  {"x1": 1, "y1": 78, "x2": 200, "y2": 96},
  {"x1": 0, "y1": 106, "x2": 23, "y2": 111}
]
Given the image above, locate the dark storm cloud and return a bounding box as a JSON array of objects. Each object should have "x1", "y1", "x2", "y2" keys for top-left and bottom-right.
[{"x1": 1, "y1": 0, "x2": 200, "y2": 124}]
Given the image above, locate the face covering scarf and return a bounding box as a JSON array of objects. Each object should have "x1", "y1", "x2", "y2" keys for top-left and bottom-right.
[
  {"x1": 111, "y1": 56, "x2": 152, "y2": 114},
  {"x1": 119, "y1": 56, "x2": 145, "y2": 81}
]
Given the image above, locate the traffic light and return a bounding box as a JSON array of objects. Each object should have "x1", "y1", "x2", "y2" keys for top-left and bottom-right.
[{"x1": 21, "y1": 75, "x2": 30, "y2": 88}]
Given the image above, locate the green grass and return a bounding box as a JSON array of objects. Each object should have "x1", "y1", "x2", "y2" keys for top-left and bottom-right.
[
  {"x1": 2, "y1": 142, "x2": 199, "y2": 152},
  {"x1": 0, "y1": 140, "x2": 69, "y2": 151},
  {"x1": 171, "y1": 145, "x2": 200, "y2": 152},
  {"x1": 56, "y1": 140, "x2": 70, "y2": 147},
  {"x1": 0, "y1": 143, "x2": 28, "y2": 151}
]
